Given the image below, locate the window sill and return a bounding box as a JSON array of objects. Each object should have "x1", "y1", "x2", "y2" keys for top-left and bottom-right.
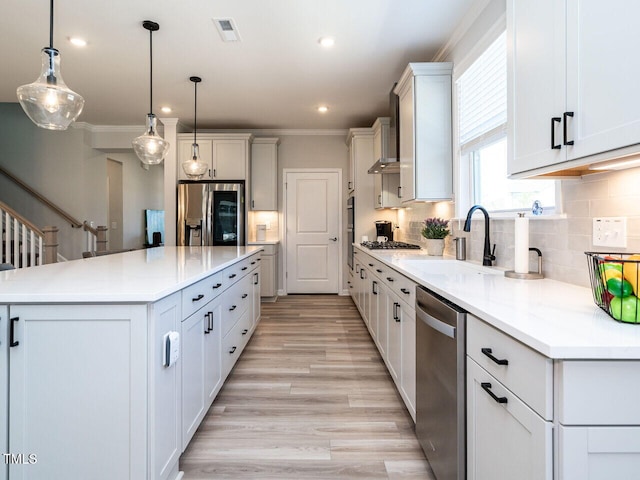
[{"x1": 452, "y1": 212, "x2": 567, "y2": 222}]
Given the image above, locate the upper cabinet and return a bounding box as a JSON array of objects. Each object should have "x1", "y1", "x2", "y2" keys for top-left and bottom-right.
[
  {"x1": 177, "y1": 133, "x2": 253, "y2": 181},
  {"x1": 508, "y1": 0, "x2": 640, "y2": 178},
  {"x1": 372, "y1": 118, "x2": 401, "y2": 209},
  {"x1": 250, "y1": 137, "x2": 279, "y2": 211},
  {"x1": 394, "y1": 63, "x2": 453, "y2": 202}
]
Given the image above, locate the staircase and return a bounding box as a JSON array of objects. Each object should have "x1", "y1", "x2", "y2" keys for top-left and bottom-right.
[{"x1": 0, "y1": 201, "x2": 56, "y2": 268}]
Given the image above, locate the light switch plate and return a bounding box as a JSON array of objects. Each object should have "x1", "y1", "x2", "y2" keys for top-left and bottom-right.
[{"x1": 593, "y1": 217, "x2": 627, "y2": 248}]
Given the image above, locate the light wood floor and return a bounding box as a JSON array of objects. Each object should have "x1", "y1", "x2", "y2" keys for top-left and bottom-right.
[{"x1": 180, "y1": 295, "x2": 434, "y2": 479}]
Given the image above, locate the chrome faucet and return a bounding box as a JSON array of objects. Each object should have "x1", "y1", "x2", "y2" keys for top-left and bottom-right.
[{"x1": 463, "y1": 205, "x2": 496, "y2": 266}]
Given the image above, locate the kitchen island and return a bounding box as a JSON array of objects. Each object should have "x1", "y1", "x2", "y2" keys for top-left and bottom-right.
[
  {"x1": 353, "y1": 244, "x2": 640, "y2": 480},
  {"x1": 0, "y1": 246, "x2": 262, "y2": 480}
]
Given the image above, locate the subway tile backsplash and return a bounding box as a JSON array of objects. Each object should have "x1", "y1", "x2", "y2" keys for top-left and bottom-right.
[{"x1": 394, "y1": 167, "x2": 640, "y2": 288}]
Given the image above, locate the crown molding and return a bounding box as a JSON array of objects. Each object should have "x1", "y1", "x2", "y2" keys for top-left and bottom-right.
[{"x1": 432, "y1": 0, "x2": 492, "y2": 62}]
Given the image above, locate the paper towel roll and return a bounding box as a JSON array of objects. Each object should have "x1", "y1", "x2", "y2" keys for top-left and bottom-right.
[{"x1": 514, "y1": 213, "x2": 529, "y2": 274}]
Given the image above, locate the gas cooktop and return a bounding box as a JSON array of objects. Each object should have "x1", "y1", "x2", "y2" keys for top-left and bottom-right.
[{"x1": 361, "y1": 241, "x2": 421, "y2": 250}]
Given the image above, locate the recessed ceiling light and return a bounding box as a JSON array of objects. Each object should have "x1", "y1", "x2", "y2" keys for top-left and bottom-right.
[
  {"x1": 161, "y1": 106, "x2": 172, "y2": 114},
  {"x1": 69, "y1": 37, "x2": 87, "y2": 47},
  {"x1": 318, "y1": 37, "x2": 335, "y2": 48},
  {"x1": 317, "y1": 106, "x2": 329, "y2": 113}
]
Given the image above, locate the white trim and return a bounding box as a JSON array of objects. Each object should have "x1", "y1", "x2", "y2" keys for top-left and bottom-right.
[
  {"x1": 281, "y1": 168, "x2": 343, "y2": 295},
  {"x1": 452, "y1": 13, "x2": 507, "y2": 81},
  {"x1": 453, "y1": 213, "x2": 567, "y2": 221}
]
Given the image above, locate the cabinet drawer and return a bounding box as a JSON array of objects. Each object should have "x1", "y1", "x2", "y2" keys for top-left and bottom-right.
[
  {"x1": 467, "y1": 315, "x2": 553, "y2": 420},
  {"x1": 557, "y1": 360, "x2": 640, "y2": 425},
  {"x1": 182, "y1": 271, "x2": 224, "y2": 319},
  {"x1": 223, "y1": 258, "x2": 253, "y2": 287},
  {"x1": 222, "y1": 311, "x2": 249, "y2": 377},
  {"x1": 220, "y1": 275, "x2": 252, "y2": 337},
  {"x1": 384, "y1": 270, "x2": 415, "y2": 308}
]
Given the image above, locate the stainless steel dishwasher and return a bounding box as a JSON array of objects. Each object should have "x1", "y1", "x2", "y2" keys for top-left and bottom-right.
[{"x1": 416, "y1": 286, "x2": 466, "y2": 480}]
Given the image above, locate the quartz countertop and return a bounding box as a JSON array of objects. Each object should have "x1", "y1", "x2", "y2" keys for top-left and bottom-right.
[
  {"x1": 355, "y1": 245, "x2": 640, "y2": 360},
  {"x1": 0, "y1": 246, "x2": 262, "y2": 303},
  {"x1": 248, "y1": 240, "x2": 280, "y2": 245}
]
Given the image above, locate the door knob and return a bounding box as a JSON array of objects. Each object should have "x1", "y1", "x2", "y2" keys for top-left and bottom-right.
[{"x1": 329, "y1": 237, "x2": 338, "y2": 241}]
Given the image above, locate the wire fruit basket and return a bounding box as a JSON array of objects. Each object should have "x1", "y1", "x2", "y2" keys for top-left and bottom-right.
[{"x1": 585, "y1": 252, "x2": 640, "y2": 324}]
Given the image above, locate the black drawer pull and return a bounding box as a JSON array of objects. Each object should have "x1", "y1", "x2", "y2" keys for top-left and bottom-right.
[
  {"x1": 204, "y1": 328, "x2": 210, "y2": 334},
  {"x1": 481, "y1": 348, "x2": 509, "y2": 366},
  {"x1": 400, "y1": 288, "x2": 410, "y2": 295},
  {"x1": 241, "y1": 267, "x2": 248, "y2": 271},
  {"x1": 393, "y1": 302, "x2": 400, "y2": 322},
  {"x1": 242, "y1": 329, "x2": 248, "y2": 335},
  {"x1": 212, "y1": 283, "x2": 222, "y2": 289},
  {"x1": 192, "y1": 294, "x2": 204, "y2": 302},
  {"x1": 481, "y1": 382, "x2": 507, "y2": 404},
  {"x1": 368, "y1": 263, "x2": 374, "y2": 267},
  {"x1": 229, "y1": 305, "x2": 237, "y2": 311},
  {"x1": 257, "y1": 258, "x2": 261, "y2": 261},
  {"x1": 386, "y1": 277, "x2": 394, "y2": 282},
  {"x1": 551, "y1": 117, "x2": 561, "y2": 149},
  {"x1": 251, "y1": 261, "x2": 256, "y2": 265},
  {"x1": 563, "y1": 111, "x2": 574, "y2": 146},
  {"x1": 10, "y1": 317, "x2": 19, "y2": 347},
  {"x1": 376, "y1": 269, "x2": 382, "y2": 273},
  {"x1": 229, "y1": 346, "x2": 237, "y2": 354},
  {"x1": 229, "y1": 274, "x2": 237, "y2": 279},
  {"x1": 242, "y1": 293, "x2": 248, "y2": 299}
]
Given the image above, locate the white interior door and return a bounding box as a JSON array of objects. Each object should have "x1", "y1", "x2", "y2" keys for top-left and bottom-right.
[{"x1": 285, "y1": 171, "x2": 340, "y2": 294}]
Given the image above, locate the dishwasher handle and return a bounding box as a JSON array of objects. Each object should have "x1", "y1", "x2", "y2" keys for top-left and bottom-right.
[{"x1": 416, "y1": 306, "x2": 456, "y2": 339}]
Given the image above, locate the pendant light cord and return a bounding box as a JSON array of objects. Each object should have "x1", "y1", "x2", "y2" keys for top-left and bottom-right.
[
  {"x1": 149, "y1": 28, "x2": 153, "y2": 115},
  {"x1": 49, "y1": 0, "x2": 54, "y2": 49},
  {"x1": 193, "y1": 81, "x2": 198, "y2": 145}
]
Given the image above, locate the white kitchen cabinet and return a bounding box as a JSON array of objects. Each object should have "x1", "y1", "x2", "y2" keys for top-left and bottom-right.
[
  {"x1": 368, "y1": 276, "x2": 380, "y2": 343},
  {"x1": 374, "y1": 281, "x2": 389, "y2": 358},
  {"x1": 467, "y1": 358, "x2": 553, "y2": 480},
  {"x1": 252, "y1": 243, "x2": 278, "y2": 298},
  {"x1": 177, "y1": 133, "x2": 252, "y2": 181},
  {"x1": 181, "y1": 308, "x2": 207, "y2": 450},
  {"x1": 251, "y1": 269, "x2": 261, "y2": 331},
  {"x1": 0, "y1": 307, "x2": 7, "y2": 480},
  {"x1": 8, "y1": 303, "x2": 151, "y2": 480},
  {"x1": 394, "y1": 63, "x2": 453, "y2": 202},
  {"x1": 250, "y1": 138, "x2": 278, "y2": 211},
  {"x1": 399, "y1": 300, "x2": 416, "y2": 419},
  {"x1": 372, "y1": 117, "x2": 401, "y2": 209},
  {"x1": 204, "y1": 302, "x2": 222, "y2": 405},
  {"x1": 508, "y1": 0, "x2": 640, "y2": 177},
  {"x1": 386, "y1": 295, "x2": 401, "y2": 383}
]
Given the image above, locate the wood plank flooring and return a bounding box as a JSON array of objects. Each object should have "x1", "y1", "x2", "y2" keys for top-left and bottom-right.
[{"x1": 180, "y1": 295, "x2": 434, "y2": 479}]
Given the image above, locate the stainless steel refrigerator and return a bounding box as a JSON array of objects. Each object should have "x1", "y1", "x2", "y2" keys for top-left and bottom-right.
[{"x1": 177, "y1": 181, "x2": 245, "y2": 247}]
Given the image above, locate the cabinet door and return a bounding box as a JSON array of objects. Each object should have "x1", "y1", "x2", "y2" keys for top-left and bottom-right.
[
  {"x1": 375, "y1": 282, "x2": 389, "y2": 358},
  {"x1": 204, "y1": 302, "x2": 222, "y2": 405},
  {"x1": 507, "y1": 0, "x2": 566, "y2": 176},
  {"x1": 348, "y1": 145, "x2": 355, "y2": 192},
  {"x1": 213, "y1": 139, "x2": 247, "y2": 180},
  {"x1": 373, "y1": 174, "x2": 383, "y2": 208},
  {"x1": 387, "y1": 296, "x2": 402, "y2": 383},
  {"x1": 252, "y1": 270, "x2": 261, "y2": 331},
  {"x1": 178, "y1": 139, "x2": 213, "y2": 181},
  {"x1": 399, "y1": 301, "x2": 416, "y2": 419},
  {"x1": 560, "y1": 426, "x2": 640, "y2": 480},
  {"x1": 565, "y1": 0, "x2": 640, "y2": 161},
  {"x1": 8, "y1": 304, "x2": 148, "y2": 480},
  {"x1": 181, "y1": 309, "x2": 206, "y2": 450},
  {"x1": 398, "y1": 80, "x2": 415, "y2": 202},
  {"x1": 0, "y1": 307, "x2": 7, "y2": 480},
  {"x1": 467, "y1": 358, "x2": 553, "y2": 480},
  {"x1": 260, "y1": 254, "x2": 275, "y2": 297},
  {"x1": 369, "y1": 277, "x2": 380, "y2": 342},
  {"x1": 250, "y1": 141, "x2": 277, "y2": 210}
]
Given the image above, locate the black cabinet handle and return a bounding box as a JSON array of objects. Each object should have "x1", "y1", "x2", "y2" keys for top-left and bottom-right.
[
  {"x1": 229, "y1": 274, "x2": 237, "y2": 279},
  {"x1": 242, "y1": 329, "x2": 248, "y2": 335},
  {"x1": 254, "y1": 273, "x2": 259, "y2": 285},
  {"x1": 256, "y1": 258, "x2": 261, "y2": 262},
  {"x1": 229, "y1": 346, "x2": 237, "y2": 354},
  {"x1": 393, "y1": 303, "x2": 400, "y2": 322},
  {"x1": 372, "y1": 281, "x2": 378, "y2": 295},
  {"x1": 481, "y1": 382, "x2": 508, "y2": 404},
  {"x1": 481, "y1": 347, "x2": 509, "y2": 366},
  {"x1": 241, "y1": 267, "x2": 248, "y2": 271},
  {"x1": 192, "y1": 294, "x2": 204, "y2": 302},
  {"x1": 229, "y1": 305, "x2": 237, "y2": 311},
  {"x1": 251, "y1": 261, "x2": 256, "y2": 265},
  {"x1": 377, "y1": 194, "x2": 381, "y2": 205},
  {"x1": 368, "y1": 263, "x2": 374, "y2": 267},
  {"x1": 10, "y1": 317, "x2": 19, "y2": 347},
  {"x1": 400, "y1": 288, "x2": 410, "y2": 295},
  {"x1": 563, "y1": 111, "x2": 574, "y2": 146},
  {"x1": 376, "y1": 269, "x2": 382, "y2": 273},
  {"x1": 551, "y1": 117, "x2": 562, "y2": 149},
  {"x1": 212, "y1": 283, "x2": 222, "y2": 289},
  {"x1": 242, "y1": 293, "x2": 248, "y2": 299},
  {"x1": 397, "y1": 186, "x2": 402, "y2": 199},
  {"x1": 251, "y1": 200, "x2": 255, "y2": 209},
  {"x1": 386, "y1": 277, "x2": 394, "y2": 282},
  {"x1": 208, "y1": 312, "x2": 213, "y2": 333}
]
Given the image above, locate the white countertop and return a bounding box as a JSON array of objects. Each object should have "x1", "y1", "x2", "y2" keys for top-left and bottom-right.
[
  {"x1": 248, "y1": 240, "x2": 280, "y2": 245},
  {"x1": 0, "y1": 246, "x2": 262, "y2": 303},
  {"x1": 356, "y1": 245, "x2": 640, "y2": 360}
]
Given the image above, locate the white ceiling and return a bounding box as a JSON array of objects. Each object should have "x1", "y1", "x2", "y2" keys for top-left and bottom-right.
[{"x1": 1, "y1": 0, "x2": 476, "y2": 130}]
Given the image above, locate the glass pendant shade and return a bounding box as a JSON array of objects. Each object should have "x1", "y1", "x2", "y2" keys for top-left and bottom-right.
[
  {"x1": 182, "y1": 143, "x2": 208, "y2": 179},
  {"x1": 17, "y1": 47, "x2": 85, "y2": 130},
  {"x1": 132, "y1": 114, "x2": 170, "y2": 165}
]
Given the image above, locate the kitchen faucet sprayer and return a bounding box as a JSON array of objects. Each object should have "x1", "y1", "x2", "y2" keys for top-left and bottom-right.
[{"x1": 463, "y1": 205, "x2": 496, "y2": 266}]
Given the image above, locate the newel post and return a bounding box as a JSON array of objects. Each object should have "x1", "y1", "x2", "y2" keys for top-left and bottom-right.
[
  {"x1": 96, "y1": 226, "x2": 108, "y2": 253},
  {"x1": 43, "y1": 226, "x2": 58, "y2": 264}
]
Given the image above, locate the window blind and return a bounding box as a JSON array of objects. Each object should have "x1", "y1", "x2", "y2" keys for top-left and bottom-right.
[{"x1": 457, "y1": 31, "x2": 506, "y2": 147}]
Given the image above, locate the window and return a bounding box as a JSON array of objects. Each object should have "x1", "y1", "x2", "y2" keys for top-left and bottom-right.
[{"x1": 456, "y1": 31, "x2": 556, "y2": 215}]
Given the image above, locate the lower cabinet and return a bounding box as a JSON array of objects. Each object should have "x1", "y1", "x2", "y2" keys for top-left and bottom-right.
[
  {"x1": 398, "y1": 299, "x2": 416, "y2": 419},
  {"x1": 252, "y1": 270, "x2": 261, "y2": 331},
  {"x1": 467, "y1": 358, "x2": 553, "y2": 480},
  {"x1": 1, "y1": 307, "x2": 7, "y2": 480}
]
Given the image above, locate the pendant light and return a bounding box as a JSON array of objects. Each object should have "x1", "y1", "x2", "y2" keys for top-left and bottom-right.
[
  {"x1": 182, "y1": 76, "x2": 209, "y2": 179},
  {"x1": 16, "y1": 0, "x2": 85, "y2": 130},
  {"x1": 132, "y1": 20, "x2": 169, "y2": 165}
]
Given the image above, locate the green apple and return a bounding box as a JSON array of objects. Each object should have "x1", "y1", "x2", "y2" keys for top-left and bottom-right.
[
  {"x1": 610, "y1": 295, "x2": 640, "y2": 323},
  {"x1": 606, "y1": 277, "x2": 634, "y2": 297}
]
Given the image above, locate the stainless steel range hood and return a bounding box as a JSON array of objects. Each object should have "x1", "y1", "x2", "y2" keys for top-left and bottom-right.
[{"x1": 368, "y1": 84, "x2": 400, "y2": 175}]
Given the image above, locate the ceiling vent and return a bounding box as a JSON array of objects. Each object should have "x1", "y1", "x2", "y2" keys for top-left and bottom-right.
[{"x1": 213, "y1": 18, "x2": 241, "y2": 42}]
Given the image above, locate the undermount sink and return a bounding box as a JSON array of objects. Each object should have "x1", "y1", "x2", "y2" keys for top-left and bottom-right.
[{"x1": 397, "y1": 259, "x2": 502, "y2": 276}]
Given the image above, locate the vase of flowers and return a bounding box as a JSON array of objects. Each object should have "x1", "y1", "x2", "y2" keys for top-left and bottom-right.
[{"x1": 421, "y1": 217, "x2": 450, "y2": 256}]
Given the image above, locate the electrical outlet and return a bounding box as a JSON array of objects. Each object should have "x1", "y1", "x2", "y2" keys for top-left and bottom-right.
[{"x1": 593, "y1": 217, "x2": 627, "y2": 248}]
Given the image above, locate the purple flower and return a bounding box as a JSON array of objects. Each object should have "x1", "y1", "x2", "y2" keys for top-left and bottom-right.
[{"x1": 422, "y1": 217, "x2": 450, "y2": 239}]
